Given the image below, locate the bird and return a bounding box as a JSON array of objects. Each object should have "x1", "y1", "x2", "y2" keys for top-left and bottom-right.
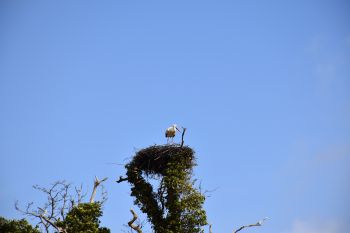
[{"x1": 165, "y1": 124, "x2": 180, "y2": 144}]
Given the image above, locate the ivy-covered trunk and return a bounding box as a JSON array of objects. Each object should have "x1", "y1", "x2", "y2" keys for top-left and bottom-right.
[{"x1": 124, "y1": 145, "x2": 207, "y2": 233}]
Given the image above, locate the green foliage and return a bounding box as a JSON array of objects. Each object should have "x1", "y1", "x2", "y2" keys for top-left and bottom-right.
[
  {"x1": 125, "y1": 145, "x2": 207, "y2": 233},
  {"x1": 0, "y1": 216, "x2": 40, "y2": 233},
  {"x1": 56, "y1": 202, "x2": 110, "y2": 233}
]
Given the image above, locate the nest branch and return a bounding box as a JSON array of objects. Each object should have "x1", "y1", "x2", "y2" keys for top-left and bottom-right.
[{"x1": 116, "y1": 176, "x2": 128, "y2": 183}]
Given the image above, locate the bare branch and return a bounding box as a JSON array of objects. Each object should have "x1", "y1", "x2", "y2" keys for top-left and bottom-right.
[
  {"x1": 60, "y1": 183, "x2": 70, "y2": 220},
  {"x1": 15, "y1": 200, "x2": 67, "y2": 233},
  {"x1": 74, "y1": 183, "x2": 87, "y2": 206},
  {"x1": 100, "y1": 183, "x2": 108, "y2": 204},
  {"x1": 128, "y1": 209, "x2": 142, "y2": 233},
  {"x1": 90, "y1": 176, "x2": 108, "y2": 203},
  {"x1": 209, "y1": 224, "x2": 212, "y2": 233},
  {"x1": 233, "y1": 217, "x2": 268, "y2": 233},
  {"x1": 40, "y1": 214, "x2": 67, "y2": 233}
]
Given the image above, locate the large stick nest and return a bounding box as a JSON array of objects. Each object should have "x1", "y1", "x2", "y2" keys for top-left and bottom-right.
[{"x1": 128, "y1": 145, "x2": 196, "y2": 176}]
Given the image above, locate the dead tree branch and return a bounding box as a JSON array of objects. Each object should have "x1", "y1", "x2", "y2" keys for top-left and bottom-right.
[
  {"x1": 74, "y1": 183, "x2": 87, "y2": 206},
  {"x1": 89, "y1": 176, "x2": 108, "y2": 203},
  {"x1": 15, "y1": 201, "x2": 67, "y2": 233},
  {"x1": 39, "y1": 214, "x2": 66, "y2": 233},
  {"x1": 128, "y1": 209, "x2": 142, "y2": 233},
  {"x1": 233, "y1": 217, "x2": 268, "y2": 233},
  {"x1": 15, "y1": 181, "x2": 72, "y2": 232},
  {"x1": 16, "y1": 179, "x2": 108, "y2": 233}
]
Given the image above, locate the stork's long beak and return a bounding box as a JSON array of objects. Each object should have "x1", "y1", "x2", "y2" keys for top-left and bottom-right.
[{"x1": 176, "y1": 127, "x2": 181, "y2": 132}]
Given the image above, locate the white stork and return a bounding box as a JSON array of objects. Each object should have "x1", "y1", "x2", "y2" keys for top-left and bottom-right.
[{"x1": 165, "y1": 124, "x2": 180, "y2": 144}]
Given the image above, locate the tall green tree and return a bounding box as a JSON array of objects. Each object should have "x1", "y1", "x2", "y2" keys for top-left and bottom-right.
[{"x1": 118, "y1": 145, "x2": 207, "y2": 233}]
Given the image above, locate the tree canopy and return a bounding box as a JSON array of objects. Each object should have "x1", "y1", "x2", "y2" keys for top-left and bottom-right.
[
  {"x1": 2, "y1": 142, "x2": 267, "y2": 233},
  {"x1": 0, "y1": 217, "x2": 40, "y2": 233},
  {"x1": 56, "y1": 202, "x2": 110, "y2": 233}
]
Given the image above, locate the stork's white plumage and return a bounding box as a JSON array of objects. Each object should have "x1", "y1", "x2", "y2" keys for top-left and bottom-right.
[{"x1": 165, "y1": 124, "x2": 180, "y2": 144}]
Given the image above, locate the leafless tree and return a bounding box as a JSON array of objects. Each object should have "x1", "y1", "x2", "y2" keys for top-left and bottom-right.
[{"x1": 15, "y1": 177, "x2": 107, "y2": 233}]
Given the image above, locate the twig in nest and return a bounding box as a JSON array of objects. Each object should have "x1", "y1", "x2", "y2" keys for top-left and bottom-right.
[
  {"x1": 128, "y1": 209, "x2": 142, "y2": 233},
  {"x1": 180, "y1": 127, "x2": 187, "y2": 147},
  {"x1": 116, "y1": 176, "x2": 128, "y2": 183},
  {"x1": 233, "y1": 217, "x2": 268, "y2": 233}
]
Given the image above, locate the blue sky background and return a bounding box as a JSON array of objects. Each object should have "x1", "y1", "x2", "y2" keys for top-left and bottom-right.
[{"x1": 0, "y1": 1, "x2": 349, "y2": 232}]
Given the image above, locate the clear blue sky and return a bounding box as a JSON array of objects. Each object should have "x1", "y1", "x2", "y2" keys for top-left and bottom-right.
[{"x1": 1, "y1": 1, "x2": 349, "y2": 232}]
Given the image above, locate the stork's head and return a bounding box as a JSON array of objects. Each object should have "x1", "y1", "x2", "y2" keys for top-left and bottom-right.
[{"x1": 173, "y1": 124, "x2": 180, "y2": 132}]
